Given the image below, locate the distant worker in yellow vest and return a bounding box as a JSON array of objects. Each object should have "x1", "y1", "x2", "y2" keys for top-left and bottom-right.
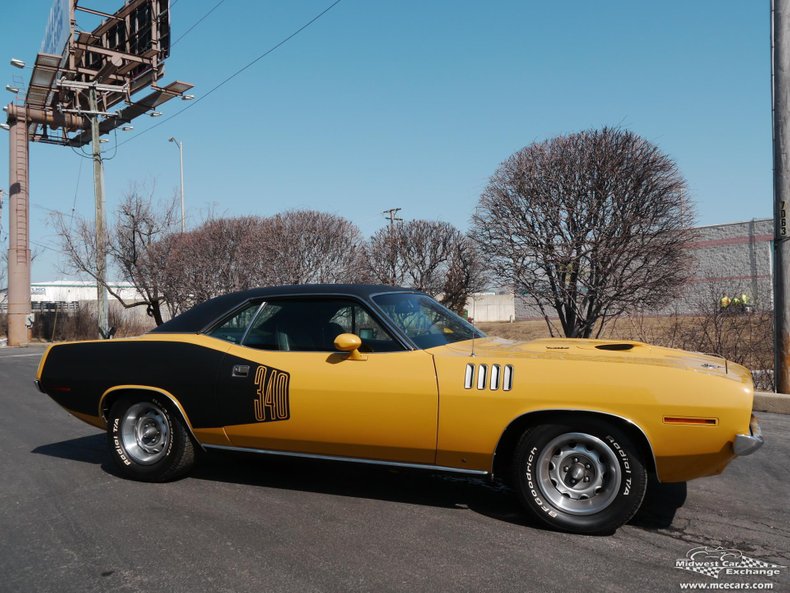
[
  {"x1": 741, "y1": 293, "x2": 752, "y2": 313},
  {"x1": 720, "y1": 293, "x2": 731, "y2": 309}
]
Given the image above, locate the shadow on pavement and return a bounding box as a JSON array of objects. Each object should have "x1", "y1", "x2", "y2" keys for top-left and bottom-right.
[
  {"x1": 32, "y1": 433, "x2": 107, "y2": 465},
  {"x1": 31, "y1": 436, "x2": 687, "y2": 533},
  {"x1": 629, "y1": 474, "x2": 688, "y2": 529},
  {"x1": 192, "y1": 450, "x2": 546, "y2": 530}
]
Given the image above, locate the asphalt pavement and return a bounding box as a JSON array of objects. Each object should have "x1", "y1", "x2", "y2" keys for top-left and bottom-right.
[{"x1": 1, "y1": 345, "x2": 788, "y2": 593}]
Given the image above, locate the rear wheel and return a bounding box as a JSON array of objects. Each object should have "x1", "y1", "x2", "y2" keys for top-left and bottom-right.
[
  {"x1": 512, "y1": 420, "x2": 647, "y2": 534},
  {"x1": 108, "y1": 396, "x2": 195, "y2": 482}
]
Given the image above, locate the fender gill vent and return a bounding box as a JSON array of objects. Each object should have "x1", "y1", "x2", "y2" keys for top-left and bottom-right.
[
  {"x1": 490, "y1": 364, "x2": 500, "y2": 390},
  {"x1": 464, "y1": 363, "x2": 513, "y2": 391},
  {"x1": 476, "y1": 364, "x2": 488, "y2": 390},
  {"x1": 503, "y1": 365, "x2": 513, "y2": 391},
  {"x1": 595, "y1": 343, "x2": 635, "y2": 351},
  {"x1": 464, "y1": 363, "x2": 474, "y2": 389}
]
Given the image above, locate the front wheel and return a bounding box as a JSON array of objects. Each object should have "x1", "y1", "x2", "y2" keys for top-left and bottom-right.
[
  {"x1": 108, "y1": 396, "x2": 196, "y2": 482},
  {"x1": 512, "y1": 420, "x2": 647, "y2": 534}
]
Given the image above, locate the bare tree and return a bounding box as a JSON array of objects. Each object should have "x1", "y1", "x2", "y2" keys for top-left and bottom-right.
[
  {"x1": 472, "y1": 127, "x2": 695, "y2": 338},
  {"x1": 365, "y1": 220, "x2": 486, "y2": 313},
  {"x1": 258, "y1": 210, "x2": 365, "y2": 285},
  {"x1": 442, "y1": 234, "x2": 487, "y2": 313},
  {"x1": 155, "y1": 217, "x2": 262, "y2": 315},
  {"x1": 52, "y1": 185, "x2": 179, "y2": 325},
  {"x1": 157, "y1": 211, "x2": 365, "y2": 314},
  {"x1": 364, "y1": 225, "x2": 407, "y2": 287},
  {"x1": 0, "y1": 250, "x2": 6, "y2": 291}
]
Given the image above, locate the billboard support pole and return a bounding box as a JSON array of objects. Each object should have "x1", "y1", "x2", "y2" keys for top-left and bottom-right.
[{"x1": 6, "y1": 110, "x2": 31, "y2": 347}]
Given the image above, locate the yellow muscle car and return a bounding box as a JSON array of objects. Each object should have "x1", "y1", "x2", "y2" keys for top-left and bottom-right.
[{"x1": 34, "y1": 285, "x2": 763, "y2": 534}]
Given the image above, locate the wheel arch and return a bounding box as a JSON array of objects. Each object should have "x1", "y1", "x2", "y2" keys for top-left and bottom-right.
[
  {"x1": 99, "y1": 385, "x2": 204, "y2": 450},
  {"x1": 492, "y1": 409, "x2": 657, "y2": 480}
]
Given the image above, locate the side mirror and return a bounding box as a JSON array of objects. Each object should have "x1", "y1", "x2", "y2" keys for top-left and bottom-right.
[{"x1": 333, "y1": 333, "x2": 366, "y2": 361}]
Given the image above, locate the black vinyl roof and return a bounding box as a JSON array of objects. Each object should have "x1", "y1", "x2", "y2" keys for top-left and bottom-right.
[{"x1": 150, "y1": 284, "x2": 415, "y2": 334}]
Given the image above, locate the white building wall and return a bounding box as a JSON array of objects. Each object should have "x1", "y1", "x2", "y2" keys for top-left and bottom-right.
[
  {"x1": 1, "y1": 280, "x2": 146, "y2": 310},
  {"x1": 465, "y1": 293, "x2": 515, "y2": 322}
]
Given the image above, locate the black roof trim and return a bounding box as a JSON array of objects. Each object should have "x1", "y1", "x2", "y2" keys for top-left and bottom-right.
[{"x1": 150, "y1": 284, "x2": 415, "y2": 334}]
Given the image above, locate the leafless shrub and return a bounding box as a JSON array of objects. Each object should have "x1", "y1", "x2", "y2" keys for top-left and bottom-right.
[
  {"x1": 31, "y1": 302, "x2": 154, "y2": 342},
  {"x1": 611, "y1": 282, "x2": 774, "y2": 391},
  {"x1": 670, "y1": 284, "x2": 774, "y2": 391},
  {"x1": 472, "y1": 127, "x2": 695, "y2": 338},
  {"x1": 31, "y1": 304, "x2": 97, "y2": 342}
]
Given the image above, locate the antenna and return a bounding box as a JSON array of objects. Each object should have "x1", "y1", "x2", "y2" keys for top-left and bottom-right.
[{"x1": 470, "y1": 315, "x2": 476, "y2": 357}]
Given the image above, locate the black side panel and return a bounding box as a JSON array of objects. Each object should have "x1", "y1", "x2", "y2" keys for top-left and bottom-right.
[
  {"x1": 40, "y1": 341, "x2": 226, "y2": 429},
  {"x1": 215, "y1": 353, "x2": 292, "y2": 427}
]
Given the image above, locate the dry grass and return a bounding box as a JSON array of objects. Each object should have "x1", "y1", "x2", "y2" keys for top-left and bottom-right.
[
  {"x1": 479, "y1": 312, "x2": 775, "y2": 391},
  {"x1": 479, "y1": 315, "x2": 689, "y2": 342},
  {"x1": 29, "y1": 304, "x2": 155, "y2": 342}
]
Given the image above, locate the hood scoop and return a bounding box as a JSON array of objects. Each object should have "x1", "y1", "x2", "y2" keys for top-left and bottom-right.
[{"x1": 594, "y1": 343, "x2": 636, "y2": 351}]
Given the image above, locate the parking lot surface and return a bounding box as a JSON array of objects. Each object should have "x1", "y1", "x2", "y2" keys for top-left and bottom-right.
[{"x1": 1, "y1": 346, "x2": 787, "y2": 593}]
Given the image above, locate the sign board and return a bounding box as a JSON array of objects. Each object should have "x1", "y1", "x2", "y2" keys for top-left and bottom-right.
[
  {"x1": 40, "y1": 0, "x2": 70, "y2": 56},
  {"x1": 782, "y1": 201, "x2": 788, "y2": 237}
]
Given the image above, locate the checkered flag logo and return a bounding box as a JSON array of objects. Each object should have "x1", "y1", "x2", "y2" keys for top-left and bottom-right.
[{"x1": 675, "y1": 546, "x2": 785, "y2": 579}]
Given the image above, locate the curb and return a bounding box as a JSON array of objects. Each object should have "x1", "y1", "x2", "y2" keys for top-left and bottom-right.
[{"x1": 754, "y1": 391, "x2": 790, "y2": 415}]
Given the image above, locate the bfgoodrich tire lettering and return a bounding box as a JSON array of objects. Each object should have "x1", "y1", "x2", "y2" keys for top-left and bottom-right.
[
  {"x1": 108, "y1": 396, "x2": 196, "y2": 482},
  {"x1": 513, "y1": 420, "x2": 647, "y2": 534}
]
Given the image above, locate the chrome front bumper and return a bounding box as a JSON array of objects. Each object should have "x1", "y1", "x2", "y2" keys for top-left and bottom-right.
[{"x1": 733, "y1": 415, "x2": 764, "y2": 456}]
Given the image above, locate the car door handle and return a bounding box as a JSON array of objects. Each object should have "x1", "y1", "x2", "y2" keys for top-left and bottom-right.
[{"x1": 231, "y1": 365, "x2": 250, "y2": 378}]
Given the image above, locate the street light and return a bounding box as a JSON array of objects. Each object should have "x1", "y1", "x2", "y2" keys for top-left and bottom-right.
[
  {"x1": 10, "y1": 58, "x2": 25, "y2": 69},
  {"x1": 168, "y1": 137, "x2": 185, "y2": 232}
]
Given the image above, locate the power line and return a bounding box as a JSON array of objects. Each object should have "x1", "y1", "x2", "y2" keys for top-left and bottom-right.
[
  {"x1": 30, "y1": 239, "x2": 66, "y2": 255},
  {"x1": 116, "y1": 0, "x2": 344, "y2": 148},
  {"x1": 170, "y1": 0, "x2": 227, "y2": 49},
  {"x1": 69, "y1": 159, "x2": 84, "y2": 233}
]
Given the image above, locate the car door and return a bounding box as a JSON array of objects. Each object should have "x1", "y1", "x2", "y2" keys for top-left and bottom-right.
[{"x1": 210, "y1": 297, "x2": 439, "y2": 464}]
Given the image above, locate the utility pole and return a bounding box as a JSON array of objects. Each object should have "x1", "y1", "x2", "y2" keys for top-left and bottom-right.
[
  {"x1": 88, "y1": 87, "x2": 109, "y2": 338},
  {"x1": 773, "y1": 0, "x2": 790, "y2": 392},
  {"x1": 383, "y1": 207, "x2": 402, "y2": 228},
  {"x1": 382, "y1": 208, "x2": 403, "y2": 285},
  {"x1": 169, "y1": 137, "x2": 185, "y2": 232}
]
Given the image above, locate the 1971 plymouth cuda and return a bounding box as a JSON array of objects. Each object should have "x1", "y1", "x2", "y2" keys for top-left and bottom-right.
[{"x1": 35, "y1": 284, "x2": 763, "y2": 534}]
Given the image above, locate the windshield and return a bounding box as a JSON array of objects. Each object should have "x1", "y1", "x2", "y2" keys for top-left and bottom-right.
[{"x1": 372, "y1": 292, "x2": 485, "y2": 349}]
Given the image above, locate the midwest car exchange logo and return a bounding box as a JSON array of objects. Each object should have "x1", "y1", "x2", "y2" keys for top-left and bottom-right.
[{"x1": 675, "y1": 546, "x2": 785, "y2": 579}]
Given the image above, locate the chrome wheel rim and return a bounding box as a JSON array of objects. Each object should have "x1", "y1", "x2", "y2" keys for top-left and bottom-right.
[
  {"x1": 120, "y1": 402, "x2": 171, "y2": 465},
  {"x1": 536, "y1": 432, "x2": 621, "y2": 516}
]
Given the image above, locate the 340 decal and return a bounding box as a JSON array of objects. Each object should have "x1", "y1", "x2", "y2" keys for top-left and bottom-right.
[{"x1": 253, "y1": 365, "x2": 290, "y2": 422}]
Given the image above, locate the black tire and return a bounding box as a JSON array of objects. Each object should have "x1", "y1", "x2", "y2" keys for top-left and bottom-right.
[
  {"x1": 108, "y1": 396, "x2": 196, "y2": 482},
  {"x1": 512, "y1": 419, "x2": 647, "y2": 534}
]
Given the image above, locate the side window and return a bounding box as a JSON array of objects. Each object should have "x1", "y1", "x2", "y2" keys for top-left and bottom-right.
[
  {"x1": 206, "y1": 302, "x2": 262, "y2": 344},
  {"x1": 240, "y1": 298, "x2": 403, "y2": 353},
  {"x1": 329, "y1": 304, "x2": 401, "y2": 352}
]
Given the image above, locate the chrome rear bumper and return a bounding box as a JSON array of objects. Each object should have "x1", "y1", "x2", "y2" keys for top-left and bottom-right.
[{"x1": 733, "y1": 415, "x2": 764, "y2": 456}]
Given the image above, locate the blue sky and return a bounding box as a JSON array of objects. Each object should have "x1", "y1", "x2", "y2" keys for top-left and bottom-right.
[{"x1": 0, "y1": 1, "x2": 773, "y2": 281}]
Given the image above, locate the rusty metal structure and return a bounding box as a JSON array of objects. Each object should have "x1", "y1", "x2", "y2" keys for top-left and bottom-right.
[{"x1": 4, "y1": 0, "x2": 192, "y2": 346}]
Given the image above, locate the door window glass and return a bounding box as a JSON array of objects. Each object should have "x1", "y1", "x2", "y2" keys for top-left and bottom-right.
[{"x1": 241, "y1": 298, "x2": 402, "y2": 352}]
